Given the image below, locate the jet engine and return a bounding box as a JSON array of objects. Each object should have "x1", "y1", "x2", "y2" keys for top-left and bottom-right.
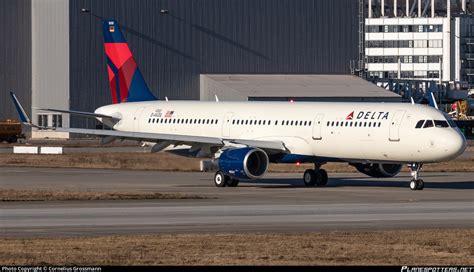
[
  {"x1": 352, "y1": 163, "x2": 403, "y2": 178},
  {"x1": 218, "y1": 147, "x2": 269, "y2": 180}
]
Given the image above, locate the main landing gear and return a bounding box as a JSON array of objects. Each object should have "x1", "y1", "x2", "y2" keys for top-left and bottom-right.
[
  {"x1": 408, "y1": 163, "x2": 424, "y2": 190},
  {"x1": 303, "y1": 163, "x2": 328, "y2": 187},
  {"x1": 214, "y1": 171, "x2": 240, "y2": 187}
]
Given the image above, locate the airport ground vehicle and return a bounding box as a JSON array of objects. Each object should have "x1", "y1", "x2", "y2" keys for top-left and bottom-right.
[{"x1": 0, "y1": 119, "x2": 22, "y2": 143}]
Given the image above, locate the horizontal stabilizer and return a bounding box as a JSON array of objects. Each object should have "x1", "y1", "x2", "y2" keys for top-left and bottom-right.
[{"x1": 40, "y1": 108, "x2": 121, "y2": 121}]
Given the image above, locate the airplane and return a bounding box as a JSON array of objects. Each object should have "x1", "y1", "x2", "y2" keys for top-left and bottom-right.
[{"x1": 10, "y1": 19, "x2": 467, "y2": 191}]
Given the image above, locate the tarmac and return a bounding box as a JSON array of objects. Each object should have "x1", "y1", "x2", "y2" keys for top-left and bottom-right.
[{"x1": 1, "y1": 167, "x2": 473, "y2": 237}]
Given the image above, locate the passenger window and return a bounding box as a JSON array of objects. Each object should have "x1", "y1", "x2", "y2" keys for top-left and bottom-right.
[
  {"x1": 434, "y1": 120, "x2": 449, "y2": 128},
  {"x1": 262, "y1": 120, "x2": 266, "y2": 125},
  {"x1": 378, "y1": 122, "x2": 381, "y2": 127},
  {"x1": 275, "y1": 121, "x2": 278, "y2": 125},
  {"x1": 415, "y1": 120, "x2": 424, "y2": 128},
  {"x1": 423, "y1": 120, "x2": 434, "y2": 128},
  {"x1": 259, "y1": 120, "x2": 262, "y2": 125},
  {"x1": 308, "y1": 121, "x2": 312, "y2": 126}
]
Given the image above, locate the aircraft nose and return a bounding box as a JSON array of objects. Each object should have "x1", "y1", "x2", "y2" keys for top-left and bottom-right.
[{"x1": 439, "y1": 130, "x2": 467, "y2": 159}]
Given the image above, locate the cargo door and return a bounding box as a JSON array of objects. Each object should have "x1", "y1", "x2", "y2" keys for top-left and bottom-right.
[
  {"x1": 389, "y1": 110, "x2": 406, "y2": 141},
  {"x1": 222, "y1": 112, "x2": 234, "y2": 137},
  {"x1": 312, "y1": 114, "x2": 324, "y2": 140}
]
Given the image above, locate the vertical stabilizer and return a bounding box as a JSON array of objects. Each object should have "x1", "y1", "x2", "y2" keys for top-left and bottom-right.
[{"x1": 103, "y1": 20, "x2": 157, "y2": 104}]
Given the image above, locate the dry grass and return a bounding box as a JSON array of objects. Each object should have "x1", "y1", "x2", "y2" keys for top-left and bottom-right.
[
  {"x1": 0, "y1": 152, "x2": 473, "y2": 172},
  {"x1": 1, "y1": 229, "x2": 472, "y2": 265},
  {"x1": 0, "y1": 189, "x2": 207, "y2": 202}
]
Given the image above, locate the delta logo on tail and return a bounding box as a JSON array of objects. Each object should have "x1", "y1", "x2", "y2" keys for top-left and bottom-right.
[
  {"x1": 346, "y1": 111, "x2": 390, "y2": 120},
  {"x1": 103, "y1": 20, "x2": 157, "y2": 104}
]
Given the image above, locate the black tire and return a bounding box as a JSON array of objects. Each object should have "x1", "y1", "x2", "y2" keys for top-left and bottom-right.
[
  {"x1": 409, "y1": 179, "x2": 417, "y2": 190},
  {"x1": 7, "y1": 136, "x2": 17, "y2": 143},
  {"x1": 316, "y1": 169, "x2": 328, "y2": 186},
  {"x1": 227, "y1": 178, "x2": 240, "y2": 187},
  {"x1": 214, "y1": 171, "x2": 228, "y2": 187},
  {"x1": 303, "y1": 169, "x2": 316, "y2": 186},
  {"x1": 416, "y1": 179, "x2": 424, "y2": 190}
]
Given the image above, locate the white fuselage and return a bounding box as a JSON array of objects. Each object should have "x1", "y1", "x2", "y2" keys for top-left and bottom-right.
[{"x1": 96, "y1": 101, "x2": 466, "y2": 163}]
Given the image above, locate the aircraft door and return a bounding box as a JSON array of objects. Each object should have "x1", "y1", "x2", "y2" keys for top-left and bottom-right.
[
  {"x1": 312, "y1": 114, "x2": 324, "y2": 140},
  {"x1": 222, "y1": 112, "x2": 234, "y2": 137},
  {"x1": 133, "y1": 106, "x2": 147, "y2": 131},
  {"x1": 389, "y1": 110, "x2": 406, "y2": 141}
]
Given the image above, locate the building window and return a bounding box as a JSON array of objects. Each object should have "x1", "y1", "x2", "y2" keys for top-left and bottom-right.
[
  {"x1": 37, "y1": 114, "x2": 48, "y2": 128},
  {"x1": 52, "y1": 114, "x2": 62, "y2": 128}
]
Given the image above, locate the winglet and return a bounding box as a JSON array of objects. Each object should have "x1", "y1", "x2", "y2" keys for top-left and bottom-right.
[
  {"x1": 10, "y1": 92, "x2": 31, "y2": 124},
  {"x1": 426, "y1": 90, "x2": 439, "y2": 110}
]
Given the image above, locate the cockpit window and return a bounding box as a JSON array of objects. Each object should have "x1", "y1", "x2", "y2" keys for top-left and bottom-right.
[
  {"x1": 443, "y1": 113, "x2": 458, "y2": 128},
  {"x1": 423, "y1": 120, "x2": 434, "y2": 128},
  {"x1": 434, "y1": 120, "x2": 449, "y2": 128},
  {"x1": 447, "y1": 119, "x2": 457, "y2": 128},
  {"x1": 415, "y1": 120, "x2": 425, "y2": 129}
]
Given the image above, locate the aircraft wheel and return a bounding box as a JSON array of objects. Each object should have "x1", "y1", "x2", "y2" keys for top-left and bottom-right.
[
  {"x1": 227, "y1": 178, "x2": 240, "y2": 187},
  {"x1": 416, "y1": 179, "x2": 424, "y2": 190},
  {"x1": 409, "y1": 179, "x2": 418, "y2": 190},
  {"x1": 316, "y1": 169, "x2": 328, "y2": 186},
  {"x1": 214, "y1": 171, "x2": 228, "y2": 187},
  {"x1": 303, "y1": 169, "x2": 316, "y2": 186}
]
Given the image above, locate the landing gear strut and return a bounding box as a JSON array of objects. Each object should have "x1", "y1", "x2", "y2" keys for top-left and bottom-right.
[
  {"x1": 214, "y1": 171, "x2": 239, "y2": 187},
  {"x1": 303, "y1": 163, "x2": 328, "y2": 187},
  {"x1": 408, "y1": 163, "x2": 424, "y2": 190}
]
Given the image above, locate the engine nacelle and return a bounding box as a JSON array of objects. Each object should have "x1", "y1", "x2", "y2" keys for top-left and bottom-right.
[
  {"x1": 218, "y1": 147, "x2": 269, "y2": 180},
  {"x1": 352, "y1": 163, "x2": 402, "y2": 178}
]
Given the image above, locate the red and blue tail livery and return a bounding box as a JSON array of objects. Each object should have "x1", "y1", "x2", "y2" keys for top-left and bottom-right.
[{"x1": 103, "y1": 20, "x2": 157, "y2": 104}]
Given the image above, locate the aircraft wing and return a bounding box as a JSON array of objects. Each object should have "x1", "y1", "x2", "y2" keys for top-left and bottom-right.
[
  {"x1": 55, "y1": 127, "x2": 222, "y2": 145},
  {"x1": 54, "y1": 127, "x2": 287, "y2": 152},
  {"x1": 11, "y1": 91, "x2": 287, "y2": 153}
]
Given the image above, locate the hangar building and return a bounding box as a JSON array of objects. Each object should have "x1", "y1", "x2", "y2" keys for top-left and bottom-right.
[{"x1": 0, "y1": 0, "x2": 399, "y2": 138}]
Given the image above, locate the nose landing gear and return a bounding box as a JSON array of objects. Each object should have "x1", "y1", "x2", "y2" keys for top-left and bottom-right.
[{"x1": 408, "y1": 163, "x2": 424, "y2": 190}]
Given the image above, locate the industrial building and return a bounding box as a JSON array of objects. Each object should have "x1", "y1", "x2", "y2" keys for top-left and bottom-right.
[
  {"x1": 2, "y1": 0, "x2": 398, "y2": 139},
  {"x1": 365, "y1": 0, "x2": 474, "y2": 85}
]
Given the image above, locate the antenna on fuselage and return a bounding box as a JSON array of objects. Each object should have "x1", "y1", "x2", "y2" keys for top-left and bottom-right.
[
  {"x1": 165, "y1": 96, "x2": 169, "y2": 102},
  {"x1": 215, "y1": 95, "x2": 219, "y2": 102},
  {"x1": 410, "y1": 97, "x2": 415, "y2": 105}
]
